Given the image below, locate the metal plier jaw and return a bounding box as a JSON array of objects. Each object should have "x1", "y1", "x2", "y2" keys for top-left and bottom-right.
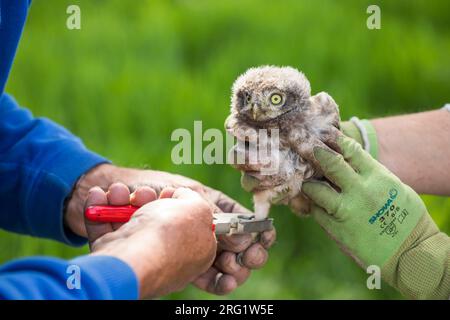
[{"x1": 213, "y1": 213, "x2": 274, "y2": 235}]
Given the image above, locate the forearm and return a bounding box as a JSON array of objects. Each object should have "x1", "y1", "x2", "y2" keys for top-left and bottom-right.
[
  {"x1": 0, "y1": 94, "x2": 108, "y2": 244},
  {"x1": 371, "y1": 109, "x2": 450, "y2": 195}
]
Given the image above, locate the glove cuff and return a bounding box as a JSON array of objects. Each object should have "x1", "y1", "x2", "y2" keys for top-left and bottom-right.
[
  {"x1": 341, "y1": 118, "x2": 378, "y2": 159},
  {"x1": 349, "y1": 117, "x2": 378, "y2": 159},
  {"x1": 381, "y1": 212, "x2": 450, "y2": 299}
]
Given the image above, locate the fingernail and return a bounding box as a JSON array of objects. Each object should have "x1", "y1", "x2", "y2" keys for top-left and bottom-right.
[{"x1": 254, "y1": 247, "x2": 268, "y2": 266}]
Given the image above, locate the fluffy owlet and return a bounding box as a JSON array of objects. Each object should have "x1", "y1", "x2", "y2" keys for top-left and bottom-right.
[{"x1": 225, "y1": 66, "x2": 341, "y2": 220}]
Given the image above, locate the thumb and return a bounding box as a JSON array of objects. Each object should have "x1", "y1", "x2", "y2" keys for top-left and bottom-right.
[
  {"x1": 310, "y1": 203, "x2": 339, "y2": 238},
  {"x1": 83, "y1": 186, "x2": 115, "y2": 246}
]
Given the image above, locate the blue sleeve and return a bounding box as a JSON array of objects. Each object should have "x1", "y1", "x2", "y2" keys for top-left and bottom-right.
[
  {"x1": 0, "y1": 94, "x2": 110, "y2": 245},
  {"x1": 0, "y1": 0, "x2": 31, "y2": 95},
  {"x1": 1, "y1": 1, "x2": 109, "y2": 245},
  {"x1": 0, "y1": 255, "x2": 139, "y2": 300}
]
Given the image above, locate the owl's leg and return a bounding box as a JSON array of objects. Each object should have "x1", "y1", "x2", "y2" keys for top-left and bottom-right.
[{"x1": 253, "y1": 190, "x2": 273, "y2": 220}]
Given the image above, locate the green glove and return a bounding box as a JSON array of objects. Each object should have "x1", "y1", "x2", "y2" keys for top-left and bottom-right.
[
  {"x1": 303, "y1": 134, "x2": 450, "y2": 299},
  {"x1": 340, "y1": 118, "x2": 378, "y2": 159}
]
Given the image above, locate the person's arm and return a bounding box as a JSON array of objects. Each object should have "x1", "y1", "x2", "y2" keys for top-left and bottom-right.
[
  {"x1": 0, "y1": 256, "x2": 138, "y2": 300},
  {"x1": 371, "y1": 108, "x2": 450, "y2": 196},
  {"x1": 0, "y1": 93, "x2": 109, "y2": 245},
  {"x1": 0, "y1": 185, "x2": 217, "y2": 300},
  {"x1": 342, "y1": 107, "x2": 450, "y2": 196}
]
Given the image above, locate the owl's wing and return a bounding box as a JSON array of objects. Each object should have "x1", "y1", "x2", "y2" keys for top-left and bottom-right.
[
  {"x1": 287, "y1": 91, "x2": 341, "y2": 169},
  {"x1": 309, "y1": 91, "x2": 340, "y2": 129}
]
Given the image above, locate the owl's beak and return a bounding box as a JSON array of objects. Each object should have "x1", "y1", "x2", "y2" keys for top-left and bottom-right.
[{"x1": 251, "y1": 104, "x2": 259, "y2": 120}]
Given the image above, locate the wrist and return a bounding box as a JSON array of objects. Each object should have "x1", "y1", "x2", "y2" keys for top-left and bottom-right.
[
  {"x1": 92, "y1": 232, "x2": 169, "y2": 299},
  {"x1": 381, "y1": 213, "x2": 450, "y2": 299}
]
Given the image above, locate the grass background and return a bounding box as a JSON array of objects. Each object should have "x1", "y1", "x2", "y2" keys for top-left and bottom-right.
[{"x1": 1, "y1": 0, "x2": 449, "y2": 299}]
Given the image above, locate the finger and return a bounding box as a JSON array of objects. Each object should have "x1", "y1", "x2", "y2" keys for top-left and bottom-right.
[
  {"x1": 337, "y1": 134, "x2": 375, "y2": 174},
  {"x1": 106, "y1": 182, "x2": 131, "y2": 205},
  {"x1": 206, "y1": 187, "x2": 252, "y2": 214},
  {"x1": 172, "y1": 187, "x2": 204, "y2": 201},
  {"x1": 241, "y1": 243, "x2": 268, "y2": 269},
  {"x1": 130, "y1": 186, "x2": 157, "y2": 207},
  {"x1": 313, "y1": 146, "x2": 358, "y2": 190},
  {"x1": 302, "y1": 181, "x2": 341, "y2": 215},
  {"x1": 259, "y1": 229, "x2": 276, "y2": 249},
  {"x1": 204, "y1": 188, "x2": 246, "y2": 215},
  {"x1": 159, "y1": 187, "x2": 176, "y2": 199},
  {"x1": 85, "y1": 186, "x2": 108, "y2": 208},
  {"x1": 289, "y1": 193, "x2": 312, "y2": 214},
  {"x1": 311, "y1": 203, "x2": 339, "y2": 234},
  {"x1": 84, "y1": 186, "x2": 114, "y2": 244},
  {"x1": 228, "y1": 266, "x2": 251, "y2": 286},
  {"x1": 214, "y1": 251, "x2": 242, "y2": 274},
  {"x1": 218, "y1": 233, "x2": 253, "y2": 253},
  {"x1": 193, "y1": 267, "x2": 238, "y2": 295}
]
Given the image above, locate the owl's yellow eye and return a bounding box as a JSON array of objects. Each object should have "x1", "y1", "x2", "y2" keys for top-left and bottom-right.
[
  {"x1": 270, "y1": 93, "x2": 283, "y2": 106},
  {"x1": 245, "y1": 94, "x2": 251, "y2": 103}
]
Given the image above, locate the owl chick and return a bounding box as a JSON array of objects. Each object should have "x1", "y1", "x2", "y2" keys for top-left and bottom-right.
[{"x1": 225, "y1": 66, "x2": 340, "y2": 220}]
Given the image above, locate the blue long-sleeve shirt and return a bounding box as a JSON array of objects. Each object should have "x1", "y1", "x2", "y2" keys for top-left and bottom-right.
[{"x1": 0, "y1": 0, "x2": 138, "y2": 299}]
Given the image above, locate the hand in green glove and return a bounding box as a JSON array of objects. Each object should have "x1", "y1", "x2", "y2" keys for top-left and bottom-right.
[{"x1": 303, "y1": 134, "x2": 450, "y2": 299}]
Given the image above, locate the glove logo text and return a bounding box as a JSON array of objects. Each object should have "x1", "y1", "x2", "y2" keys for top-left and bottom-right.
[{"x1": 369, "y1": 188, "x2": 398, "y2": 224}]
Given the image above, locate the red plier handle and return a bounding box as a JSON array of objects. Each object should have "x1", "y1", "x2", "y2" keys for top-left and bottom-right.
[
  {"x1": 85, "y1": 205, "x2": 217, "y2": 233},
  {"x1": 85, "y1": 205, "x2": 138, "y2": 223}
]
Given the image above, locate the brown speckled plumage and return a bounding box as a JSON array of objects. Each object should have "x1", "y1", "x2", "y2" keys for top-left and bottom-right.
[{"x1": 225, "y1": 66, "x2": 341, "y2": 219}]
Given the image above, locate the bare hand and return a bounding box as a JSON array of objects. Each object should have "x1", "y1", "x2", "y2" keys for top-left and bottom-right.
[
  {"x1": 85, "y1": 183, "x2": 216, "y2": 298},
  {"x1": 66, "y1": 164, "x2": 276, "y2": 295}
]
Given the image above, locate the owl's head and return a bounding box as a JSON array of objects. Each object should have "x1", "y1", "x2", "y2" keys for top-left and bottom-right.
[{"x1": 231, "y1": 66, "x2": 311, "y2": 122}]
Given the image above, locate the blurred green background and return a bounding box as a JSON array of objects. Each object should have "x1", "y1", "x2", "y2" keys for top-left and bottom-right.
[{"x1": 1, "y1": 0, "x2": 449, "y2": 299}]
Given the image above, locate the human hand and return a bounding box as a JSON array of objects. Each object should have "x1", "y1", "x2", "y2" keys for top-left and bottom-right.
[
  {"x1": 66, "y1": 165, "x2": 276, "y2": 295},
  {"x1": 302, "y1": 133, "x2": 426, "y2": 267},
  {"x1": 86, "y1": 184, "x2": 216, "y2": 298},
  {"x1": 301, "y1": 134, "x2": 450, "y2": 299}
]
